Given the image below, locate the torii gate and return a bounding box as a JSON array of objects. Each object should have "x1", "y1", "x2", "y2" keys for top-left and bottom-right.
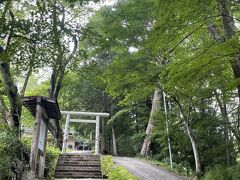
[{"x1": 61, "y1": 111, "x2": 109, "y2": 154}]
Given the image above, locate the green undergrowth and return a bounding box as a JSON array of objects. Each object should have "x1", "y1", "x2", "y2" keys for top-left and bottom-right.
[
  {"x1": 0, "y1": 125, "x2": 24, "y2": 179},
  {"x1": 21, "y1": 136, "x2": 60, "y2": 179},
  {"x1": 101, "y1": 155, "x2": 138, "y2": 180},
  {"x1": 203, "y1": 164, "x2": 240, "y2": 180},
  {"x1": 45, "y1": 146, "x2": 61, "y2": 179}
]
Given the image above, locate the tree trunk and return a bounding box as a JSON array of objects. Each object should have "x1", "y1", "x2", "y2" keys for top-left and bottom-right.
[
  {"x1": 49, "y1": 69, "x2": 57, "y2": 99},
  {"x1": 0, "y1": 46, "x2": 21, "y2": 129},
  {"x1": 101, "y1": 92, "x2": 107, "y2": 154},
  {"x1": 20, "y1": 65, "x2": 32, "y2": 97},
  {"x1": 184, "y1": 120, "x2": 201, "y2": 179},
  {"x1": 219, "y1": 0, "x2": 240, "y2": 100},
  {"x1": 112, "y1": 126, "x2": 117, "y2": 156},
  {"x1": 0, "y1": 95, "x2": 8, "y2": 124},
  {"x1": 173, "y1": 97, "x2": 202, "y2": 178},
  {"x1": 140, "y1": 88, "x2": 161, "y2": 156},
  {"x1": 208, "y1": 0, "x2": 240, "y2": 99},
  {"x1": 214, "y1": 91, "x2": 235, "y2": 166},
  {"x1": 100, "y1": 116, "x2": 106, "y2": 154},
  {"x1": 53, "y1": 69, "x2": 65, "y2": 100}
]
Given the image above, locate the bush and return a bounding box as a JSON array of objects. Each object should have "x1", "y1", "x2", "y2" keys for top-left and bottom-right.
[
  {"x1": 21, "y1": 136, "x2": 60, "y2": 179},
  {"x1": 45, "y1": 146, "x2": 61, "y2": 179},
  {"x1": 0, "y1": 125, "x2": 23, "y2": 179},
  {"x1": 100, "y1": 155, "x2": 138, "y2": 180},
  {"x1": 101, "y1": 155, "x2": 114, "y2": 176},
  {"x1": 204, "y1": 164, "x2": 240, "y2": 180},
  {"x1": 228, "y1": 165, "x2": 240, "y2": 180}
]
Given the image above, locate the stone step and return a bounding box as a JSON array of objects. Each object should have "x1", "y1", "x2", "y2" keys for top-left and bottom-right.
[
  {"x1": 56, "y1": 166, "x2": 101, "y2": 172},
  {"x1": 59, "y1": 155, "x2": 100, "y2": 158},
  {"x1": 57, "y1": 160, "x2": 100, "y2": 164},
  {"x1": 58, "y1": 156, "x2": 99, "y2": 159},
  {"x1": 57, "y1": 158, "x2": 100, "y2": 162},
  {"x1": 58, "y1": 158, "x2": 100, "y2": 162},
  {"x1": 54, "y1": 172, "x2": 102, "y2": 179},
  {"x1": 55, "y1": 154, "x2": 103, "y2": 179},
  {"x1": 57, "y1": 161, "x2": 101, "y2": 166},
  {"x1": 59, "y1": 156, "x2": 100, "y2": 159}
]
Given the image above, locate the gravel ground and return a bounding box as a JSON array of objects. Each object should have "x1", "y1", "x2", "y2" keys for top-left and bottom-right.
[{"x1": 113, "y1": 157, "x2": 187, "y2": 180}]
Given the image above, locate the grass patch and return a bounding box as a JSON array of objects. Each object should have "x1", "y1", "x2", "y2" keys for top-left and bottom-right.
[{"x1": 101, "y1": 155, "x2": 138, "y2": 180}]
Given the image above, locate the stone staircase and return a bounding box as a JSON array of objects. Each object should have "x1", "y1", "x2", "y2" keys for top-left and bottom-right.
[{"x1": 54, "y1": 153, "x2": 103, "y2": 179}]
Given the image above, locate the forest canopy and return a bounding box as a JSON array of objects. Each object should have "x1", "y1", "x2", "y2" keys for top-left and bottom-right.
[{"x1": 0, "y1": 0, "x2": 240, "y2": 179}]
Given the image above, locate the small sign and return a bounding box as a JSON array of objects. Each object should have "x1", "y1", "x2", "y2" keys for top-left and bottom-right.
[{"x1": 38, "y1": 119, "x2": 47, "y2": 152}]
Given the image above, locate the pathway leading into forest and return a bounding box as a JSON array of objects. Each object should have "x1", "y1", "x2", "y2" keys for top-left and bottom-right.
[{"x1": 113, "y1": 157, "x2": 187, "y2": 180}]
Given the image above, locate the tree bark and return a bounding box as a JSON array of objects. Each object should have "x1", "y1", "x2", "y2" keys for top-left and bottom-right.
[
  {"x1": 0, "y1": 95, "x2": 8, "y2": 124},
  {"x1": 208, "y1": 0, "x2": 240, "y2": 99},
  {"x1": 140, "y1": 88, "x2": 161, "y2": 155},
  {"x1": 112, "y1": 126, "x2": 117, "y2": 156},
  {"x1": 219, "y1": 0, "x2": 240, "y2": 100},
  {"x1": 0, "y1": 46, "x2": 21, "y2": 129},
  {"x1": 101, "y1": 119, "x2": 106, "y2": 154},
  {"x1": 20, "y1": 65, "x2": 32, "y2": 97},
  {"x1": 172, "y1": 96, "x2": 202, "y2": 178},
  {"x1": 100, "y1": 92, "x2": 108, "y2": 154},
  {"x1": 49, "y1": 69, "x2": 57, "y2": 99},
  {"x1": 214, "y1": 91, "x2": 235, "y2": 166},
  {"x1": 184, "y1": 120, "x2": 201, "y2": 179}
]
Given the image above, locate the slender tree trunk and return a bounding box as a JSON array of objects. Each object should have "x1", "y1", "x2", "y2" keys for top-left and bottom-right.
[
  {"x1": 49, "y1": 69, "x2": 57, "y2": 99},
  {"x1": 214, "y1": 91, "x2": 235, "y2": 166},
  {"x1": 184, "y1": 120, "x2": 201, "y2": 179},
  {"x1": 140, "y1": 88, "x2": 161, "y2": 156},
  {"x1": 112, "y1": 126, "x2": 117, "y2": 156},
  {"x1": 0, "y1": 95, "x2": 8, "y2": 124},
  {"x1": 100, "y1": 119, "x2": 106, "y2": 154},
  {"x1": 101, "y1": 92, "x2": 108, "y2": 154},
  {"x1": 173, "y1": 97, "x2": 202, "y2": 178},
  {"x1": 20, "y1": 65, "x2": 32, "y2": 97}
]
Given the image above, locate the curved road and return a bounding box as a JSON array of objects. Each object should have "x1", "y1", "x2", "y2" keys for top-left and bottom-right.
[{"x1": 113, "y1": 157, "x2": 187, "y2": 180}]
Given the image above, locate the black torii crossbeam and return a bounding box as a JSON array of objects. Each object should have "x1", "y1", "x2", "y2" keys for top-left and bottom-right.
[{"x1": 22, "y1": 96, "x2": 62, "y2": 178}]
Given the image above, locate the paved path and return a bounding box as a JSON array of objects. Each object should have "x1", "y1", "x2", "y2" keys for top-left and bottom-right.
[{"x1": 113, "y1": 157, "x2": 187, "y2": 180}]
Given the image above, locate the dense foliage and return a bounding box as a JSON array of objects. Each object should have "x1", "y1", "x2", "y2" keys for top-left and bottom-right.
[
  {"x1": 0, "y1": 125, "x2": 24, "y2": 179},
  {"x1": 1, "y1": 0, "x2": 240, "y2": 179}
]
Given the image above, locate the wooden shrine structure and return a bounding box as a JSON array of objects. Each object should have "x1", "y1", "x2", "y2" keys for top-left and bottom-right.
[
  {"x1": 61, "y1": 111, "x2": 109, "y2": 154},
  {"x1": 22, "y1": 96, "x2": 62, "y2": 179}
]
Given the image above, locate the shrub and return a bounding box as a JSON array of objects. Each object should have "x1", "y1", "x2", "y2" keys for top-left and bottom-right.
[
  {"x1": 21, "y1": 136, "x2": 61, "y2": 179},
  {"x1": 203, "y1": 164, "x2": 240, "y2": 180},
  {"x1": 101, "y1": 155, "x2": 114, "y2": 176},
  {"x1": 0, "y1": 125, "x2": 23, "y2": 179},
  {"x1": 45, "y1": 145, "x2": 61, "y2": 179},
  {"x1": 100, "y1": 155, "x2": 138, "y2": 180},
  {"x1": 228, "y1": 164, "x2": 240, "y2": 180}
]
